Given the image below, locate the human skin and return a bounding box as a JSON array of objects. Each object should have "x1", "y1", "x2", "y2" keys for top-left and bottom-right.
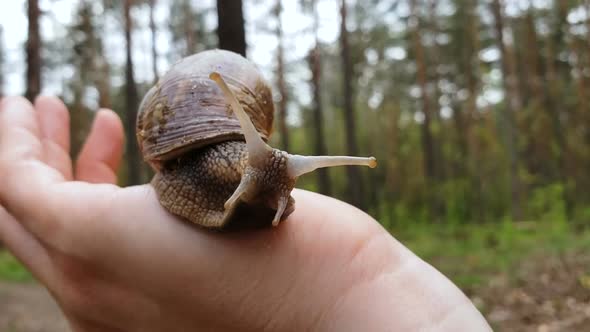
[{"x1": 0, "y1": 96, "x2": 491, "y2": 331}]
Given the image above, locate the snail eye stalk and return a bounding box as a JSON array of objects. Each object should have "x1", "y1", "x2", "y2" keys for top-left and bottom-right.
[
  {"x1": 286, "y1": 155, "x2": 377, "y2": 179},
  {"x1": 209, "y1": 72, "x2": 271, "y2": 167}
]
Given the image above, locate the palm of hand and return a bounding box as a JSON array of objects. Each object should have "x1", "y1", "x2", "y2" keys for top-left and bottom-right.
[{"x1": 0, "y1": 97, "x2": 490, "y2": 331}]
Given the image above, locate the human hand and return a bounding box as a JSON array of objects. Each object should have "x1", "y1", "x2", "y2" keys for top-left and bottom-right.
[{"x1": 0, "y1": 96, "x2": 491, "y2": 331}]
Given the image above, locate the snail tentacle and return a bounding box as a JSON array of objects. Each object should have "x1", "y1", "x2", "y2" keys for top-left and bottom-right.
[
  {"x1": 286, "y1": 155, "x2": 377, "y2": 179},
  {"x1": 272, "y1": 195, "x2": 289, "y2": 227},
  {"x1": 224, "y1": 170, "x2": 254, "y2": 211},
  {"x1": 209, "y1": 72, "x2": 272, "y2": 168}
]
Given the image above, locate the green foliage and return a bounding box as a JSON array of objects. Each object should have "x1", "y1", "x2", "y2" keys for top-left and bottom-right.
[
  {"x1": 527, "y1": 183, "x2": 567, "y2": 223},
  {"x1": 0, "y1": 251, "x2": 32, "y2": 282},
  {"x1": 441, "y1": 179, "x2": 470, "y2": 225},
  {"x1": 574, "y1": 206, "x2": 590, "y2": 226},
  {"x1": 393, "y1": 220, "x2": 590, "y2": 290}
]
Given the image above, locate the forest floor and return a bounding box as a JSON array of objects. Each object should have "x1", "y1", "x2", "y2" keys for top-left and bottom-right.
[
  {"x1": 474, "y1": 249, "x2": 590, "y2": 331},
  {"x1": 0, "y1": 281, "x2": 68, "y2": 332},
  {"x1": 0, "y1": 221, "x2": 589, "y2": 332},
  {"x1": 395, "y1": 220, "x2": 590, "y2": 332}
]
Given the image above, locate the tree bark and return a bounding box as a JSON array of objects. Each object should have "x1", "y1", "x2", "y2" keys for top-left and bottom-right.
[
  {"x1": 124, "y1": 0, "x2": 142, "y2": 185},
  {"x1": 275, "y1": 0, "x2": 289, "y2": 151},
  {"x1": 216, "y1": 0, "x2": 246, "y2": 57},
  {"x1": 25, "y1": 0, "x2": 41, "y2": 102},
  {"x1": 149, "y1": 0, "x2": 159, "y2": 83},
  {"x1": 490, "y1": 0, "x2": 523, "y2": 221},
  {"x1": 340, "y1": 0, "x2": 363, "y2": 208},
  {"x1": 309, "y1": 0, "x2": 331, "y2": 196}
]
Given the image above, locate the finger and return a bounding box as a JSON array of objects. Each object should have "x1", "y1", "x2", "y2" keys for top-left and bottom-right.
[
  {"x1": 35, "y1": 96, "x2": 71, "y2": 153},
  {"x1": 76, "y1": 109, "x2": 124, "y2": 184},
  {"x1": 0, "y1": 100, "x2": 119, "y2": 254},
  {"x1": 0, "y1": 205, "x2": 55, "y2": 286},
  {"x1": 0, "y1": 97, "x2": 43, "y2": 162},
  {"x1": 0, "y1": 97, "x2": 65, "y2": 243},
  {"x1": 35, "y1": 96, "x2": 73, "y2": 180}
]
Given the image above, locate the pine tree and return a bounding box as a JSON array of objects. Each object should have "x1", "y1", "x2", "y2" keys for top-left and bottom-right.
[
  {"x1": 25, "y1": 0, "x2": 42, "y2": 101},
  {"x1": 409, "y1": 0, "x2": 437, "y2": 219},
  {"x1": 274, "y1": 0, "x2": 290, "y2": 151},
  {"x1": 306, "y1": 0, "x2": 331, "y2": 196},
  {"x1": 124, "y1": 0, "x2": 141, "y2": 185},
  {"x1": 340, "y1": 0, "x2": 364, "y2": 208},
  {"x1": 216, "y1": 0, "x2": 246, "y2": 56},
  {"x1": 149, "y1": 0, "x2": 159, "y2": 83},
  {"x1": 490, "y1": 0, "x2": 523, "y2": 221}
]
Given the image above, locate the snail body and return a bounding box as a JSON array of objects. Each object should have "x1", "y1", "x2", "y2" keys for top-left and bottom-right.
[{"x1": 137, "y1": 49, "x2": 375, "y2": 230}]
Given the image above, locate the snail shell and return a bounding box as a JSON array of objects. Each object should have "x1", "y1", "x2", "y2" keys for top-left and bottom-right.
[{"x1": 136, "y1": 49, "x2": 274, "y2": 170}]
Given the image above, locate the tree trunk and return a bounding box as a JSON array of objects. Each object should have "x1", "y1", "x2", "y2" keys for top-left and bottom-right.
[
  {"x1": 149, "y1": 0, "x2": 159, "y2": 83},
  {"x1": 559, "y1": 6, "x2": 581, "y2": 219},
  {"x1": 25, "y1": 0, "x2": 41, "y2": 102},
  {"x1": 552, "y1": 0, "x2": 572, "y2": 82},
  {"x1": 309, "y1": 0, "x2": 331, "y2": 196},
  {"x1": 216, "y1": 0, "x2": 246, "y2": 57},
  {"x1": 183, "y1": 0, "x2": 196, "y2": 55},
  {"x1": 409, "y1": 0, "x2": 437, "y2": 220},
  {"x1": 490, "y1": 0, "x2": 523, "y2": 221},
  {"x1": 464, "y1": 1, "x2": 484, "y2": 222},
  {"x1": 275, "y1": 0, "x2": 289, "y2": 151},
  {"x1": 95, "y1": 57, "x2": 112, "y2": 109},
  {"x1": 340, "y1": 0, "x2": 363, "y2": 208},
  {"x1": 523, "y1": 11, "x2": 543, "y2": 104},
  {"x1": 544, "y1": 2, "x2": 570, "y2": 173},
  {"x1": 574, "y1": 38, "x2": 588, "y2": 135},
  {"x1": 585, "y1": 0, "x2": 590, "y2": 152},
  {"x1": 523, "y1": 7, "x2": 570, "y2": 217},
  {"x1": 427, "y1": 0, "x2": 448, "y2": 220},
  {"x1": 124, "y1": 0, "x2": 141, "y2": 185}
]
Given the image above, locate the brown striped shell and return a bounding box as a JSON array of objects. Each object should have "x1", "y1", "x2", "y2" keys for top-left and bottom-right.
[{"x1": 137, "y1": 49, "x2": 274, "y2": 169}]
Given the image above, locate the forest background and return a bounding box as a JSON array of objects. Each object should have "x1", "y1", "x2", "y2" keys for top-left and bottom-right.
[{"x1": 0, "y1": 0, "x2": 590, "y2": 330}]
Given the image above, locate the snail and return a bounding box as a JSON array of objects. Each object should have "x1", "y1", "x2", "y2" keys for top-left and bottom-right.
[{"x1": 137, "y1": 49, "x2": 376, "y2": 230}]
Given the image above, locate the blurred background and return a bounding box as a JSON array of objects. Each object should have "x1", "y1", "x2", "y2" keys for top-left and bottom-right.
[{"x1": 0, "y1": 0, "x2": 589, "y2": 331}]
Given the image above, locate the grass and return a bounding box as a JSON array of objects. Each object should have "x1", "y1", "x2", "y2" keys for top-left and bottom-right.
[
  {"x1": 0, "y1": 250, "x2": 32, "y2": 282},
  {"x1": 391, "y1": 219, "x2": 590, "y2": 291}
]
